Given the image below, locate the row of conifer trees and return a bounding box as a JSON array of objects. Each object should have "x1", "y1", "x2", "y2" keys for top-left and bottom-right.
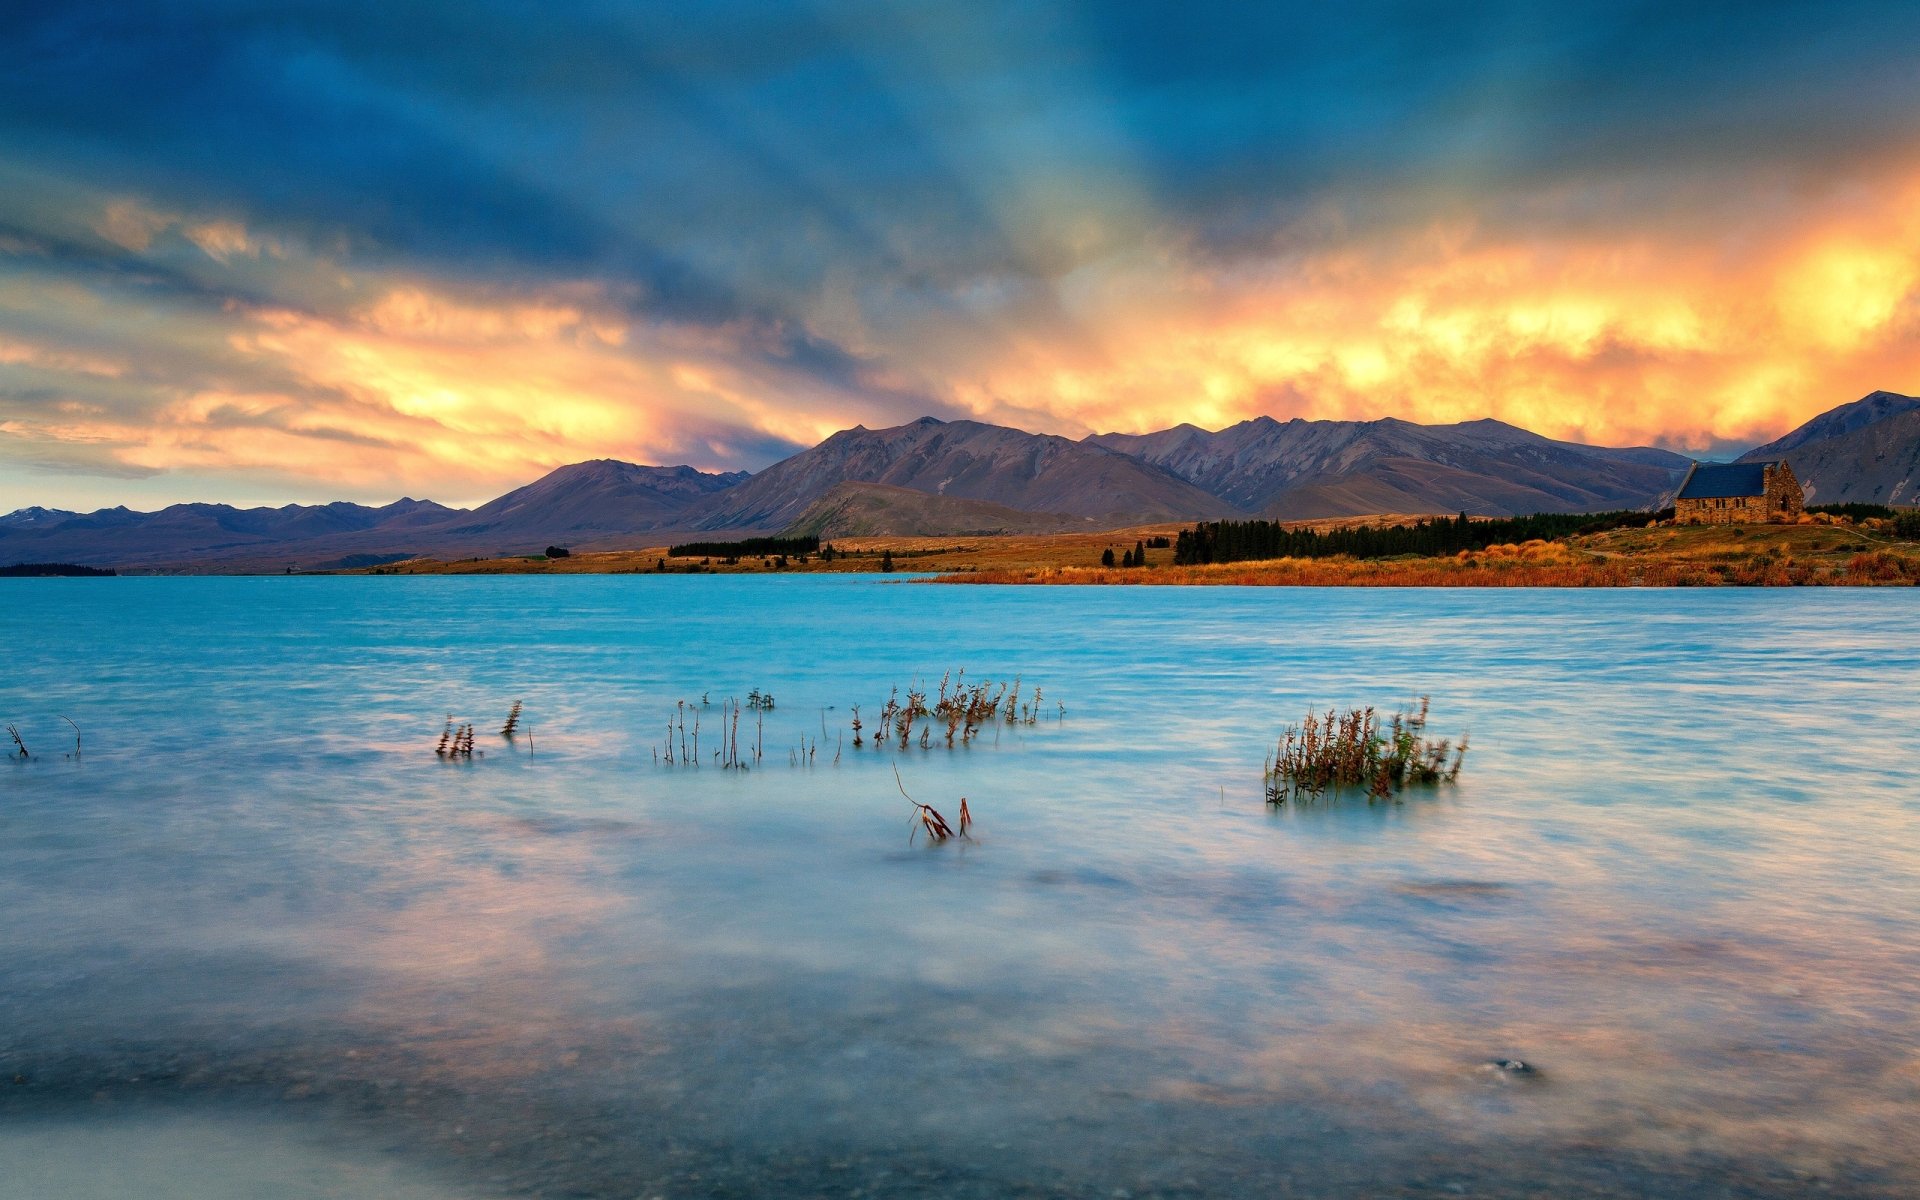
[{"x1": 1172, "y1": 510, "x2": 1657, "y2": 566}]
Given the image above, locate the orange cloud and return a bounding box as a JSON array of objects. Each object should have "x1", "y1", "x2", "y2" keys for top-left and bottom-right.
[
  {"x1": 931, "y1": 170, "x2": 1920, "y2": 450},
  {"x1": 11, "y1": 171, "x2": 1920, "y2": 509},
  {"x1": 42, "y1": 283, "x2": 869, "y2": 500}
]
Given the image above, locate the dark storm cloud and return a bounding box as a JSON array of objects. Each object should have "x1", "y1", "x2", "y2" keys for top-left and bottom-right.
[{"x1": 6, "y1": 1, "x2": 1917, "y2": 303}]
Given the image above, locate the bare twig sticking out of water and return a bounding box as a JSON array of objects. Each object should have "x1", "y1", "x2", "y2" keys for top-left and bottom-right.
[
  {"x1": 894, "y1": 764, "x2": 969, "y2": 846},
  {"x1": 61, "y1": 715, "x2": 79, "y2": 760},
  {"x1": 788, "y1": 734, "x2": 816, "y2": 767}
]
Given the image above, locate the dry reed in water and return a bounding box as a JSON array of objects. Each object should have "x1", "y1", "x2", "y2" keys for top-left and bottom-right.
[
  {"x1": 894, "y1": 764, "x2": 968, "y2": 845},
  {"x1": 434, "y1": 716, "x2": 478, "y2": 760},
  {"x1": 870, "y1": 671, "x2": 1048, "y2": 752},
  {"x1": 1264, "y1": 696, "x2": 1467, "y2": 804}
]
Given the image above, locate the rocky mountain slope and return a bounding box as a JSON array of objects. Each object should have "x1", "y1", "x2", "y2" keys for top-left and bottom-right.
[
  {"x1": 682, "y1": 417, "x2": 1230, "y2": 531},
  {"x1": 1738, "y1": 391, "x2": 1920, "y2": 505},
  {"x1": 1087, "y1": 416, "x2": 1691, "y2": 519},
  {"x1": 440, "y1": 460, "x2": 748, "y2": 542}
]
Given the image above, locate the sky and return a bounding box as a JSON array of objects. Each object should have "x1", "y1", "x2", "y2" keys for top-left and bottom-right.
[{"x1": 3, "y1": 0, "x2": 1920, "y2": 510}]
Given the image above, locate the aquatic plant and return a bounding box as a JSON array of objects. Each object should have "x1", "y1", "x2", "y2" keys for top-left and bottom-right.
[
  {"x1": 433, "y1": 719, "x2": 477, "y2": 760},
  {"x1": 866, "y1": 671, "x2": 1049, "y2": 753},
  {"x1": 666, "y1": 696, "x2": 755, "y2": 769},
  {"x1": 5, "y1": 723, "x2": 27, "y2": 760},
  {"x1": 435, "y1": 716, "x2": 477, "y2": 760},
  {"x1": 500, "y1": 700, "x2": 523, "y2": 738},
  {"x1": 1263, "y1": 697, "x2": 1467, "y2": 804}
]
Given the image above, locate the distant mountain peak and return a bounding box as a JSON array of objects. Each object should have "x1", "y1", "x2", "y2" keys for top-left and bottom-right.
[
  {"x1": 1735, "y1": 389, "x2": 1920, "y2": 505},
  {"x1": 681, "y1": 415, "x2": 1231, "y2": 532},
  {"x1": 1739, "y1": 389, "x2": 1920, "y2": 463},
  {"x1": 0, "y1": 505, "x2": 80, "y2": 529}
]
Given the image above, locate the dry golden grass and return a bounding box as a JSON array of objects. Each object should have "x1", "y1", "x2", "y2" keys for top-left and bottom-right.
[
  {"x1": 342, "y1": 514, "x2": 1452, "y2": 576},
  {"x1": 938, "y1": 525, "x2": 1920, "y2": 587},
  {"x1": 341, "y1": 515, "x2": 1920, "y2": 587}
]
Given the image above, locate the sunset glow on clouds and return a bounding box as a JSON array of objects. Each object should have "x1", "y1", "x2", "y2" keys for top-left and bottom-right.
[{"x1": 3, "y1": 2, "x2": 1919, "y2": 507}]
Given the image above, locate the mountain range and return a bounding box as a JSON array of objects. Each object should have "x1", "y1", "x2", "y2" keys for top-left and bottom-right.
[
  {"x1": 3, "y1": 391, "x2": 1913, "y2": 570},
  {"x1": 1087, "y1": 416, "x2": 1689, "y2": 519}
]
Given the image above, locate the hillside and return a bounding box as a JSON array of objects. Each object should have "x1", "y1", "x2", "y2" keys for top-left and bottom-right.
[
  {"x1": 782, "y1": 481, "x2": 1094, "y2": 538},
  {"x1": 1739, "y1": 390, "x2": 1920, "y2": 462},
  {"x1": 438, "y1": 460, "x2": 749, "y2": 542}
]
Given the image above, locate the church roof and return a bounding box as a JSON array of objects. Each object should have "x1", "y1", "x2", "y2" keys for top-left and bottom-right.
[{"x1": 1676, "y1": 461, "x2": 1779, "y2": 500}]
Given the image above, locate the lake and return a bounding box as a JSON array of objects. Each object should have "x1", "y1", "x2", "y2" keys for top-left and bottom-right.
[{"x1": 2, "y1": 576, "x2": 1917, "y2": 1198}]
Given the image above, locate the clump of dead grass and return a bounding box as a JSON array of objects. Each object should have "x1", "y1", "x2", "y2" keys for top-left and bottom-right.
[{"x1": 1264, "y1": 697, "x2": 1467, "y2": 804}]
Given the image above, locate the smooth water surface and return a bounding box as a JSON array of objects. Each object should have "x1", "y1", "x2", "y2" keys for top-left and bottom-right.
[{"x1": 2, "y1": 577, "x2": 1917, "y2": 1198}]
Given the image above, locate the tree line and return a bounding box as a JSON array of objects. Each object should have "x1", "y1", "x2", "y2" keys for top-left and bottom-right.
[
  {"x1": 1172, "y1": 510, "x2": 1662, "y2": 566},
  {"x1": 667, "y1": 535, "x2": 821, "y2": 558}
]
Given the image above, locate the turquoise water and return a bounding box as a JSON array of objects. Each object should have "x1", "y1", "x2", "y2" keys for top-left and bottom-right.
[{"x1": 2, "y1": 577, "x2": 1917, "y2": 1198}]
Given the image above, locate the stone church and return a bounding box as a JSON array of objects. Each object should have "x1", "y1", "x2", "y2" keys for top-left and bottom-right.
[{"x1": 1673, "y1": 460, "x2": 1804, "y2": 524}]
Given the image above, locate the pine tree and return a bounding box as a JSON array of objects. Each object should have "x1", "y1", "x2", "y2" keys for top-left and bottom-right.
[
  {"x1": 1101, "y1": 547, "x2": 1116, "y2": 567},
  {"x1": 1134, "y1": 540, "x2": 1146, "y2": 566},
  {"x1": 880, "y1": 549, "x2": 895, "y2": 572}
]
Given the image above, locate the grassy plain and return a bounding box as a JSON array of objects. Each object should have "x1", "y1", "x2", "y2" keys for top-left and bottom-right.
[{"x1": 342, "y1": 518, "x2": 1920, "y2": 586}]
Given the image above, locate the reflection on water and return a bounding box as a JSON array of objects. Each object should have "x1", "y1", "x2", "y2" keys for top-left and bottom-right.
[
  {"x1": 0, "y1": 1112, "x2": 466, "y2": 1200},
  {"x1": 2, "y1": 577, "x2": 1918, "y2": 1197}
]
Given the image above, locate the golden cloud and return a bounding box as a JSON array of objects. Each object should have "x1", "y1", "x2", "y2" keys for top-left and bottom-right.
[
  {"x1": 932, "y1": 172, "x2": 1920, "y2": 450},
  {"x1": 26, "y1": 282, "x2": 865, "y2": 500},
  {"x1": 11, "y1": 172, "x2": 1920, "y2": 507}
]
